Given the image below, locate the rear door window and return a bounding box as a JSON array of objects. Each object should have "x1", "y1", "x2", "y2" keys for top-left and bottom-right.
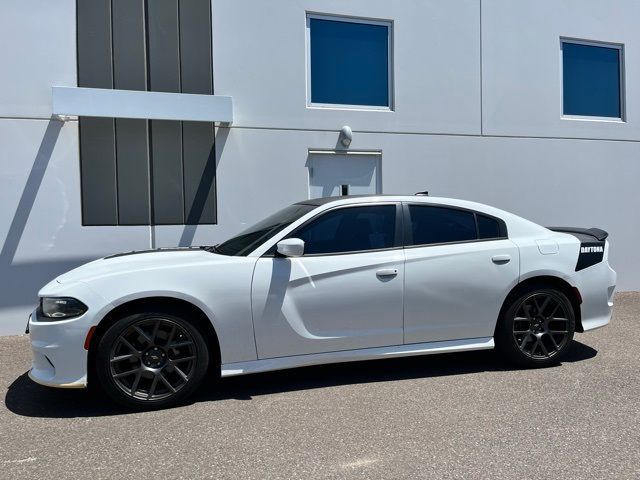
[{"x1": 406, "y1": 205, "x2": 477, "y2": 246}]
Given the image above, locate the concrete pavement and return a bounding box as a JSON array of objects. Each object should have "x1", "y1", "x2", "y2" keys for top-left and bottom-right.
[{"x1": 1, "y1": 293, "x2": 639, "y2": 479}]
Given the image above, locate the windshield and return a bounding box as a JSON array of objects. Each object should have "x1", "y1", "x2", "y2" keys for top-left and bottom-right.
[{"x1": 215, "y1": 203, "x2": 317, "y2": 256}]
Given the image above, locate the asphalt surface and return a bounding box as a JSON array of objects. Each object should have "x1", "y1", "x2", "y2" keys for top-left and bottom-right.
[{"x1": 1, "y1": 293, "x2": 639, "y2": 480}]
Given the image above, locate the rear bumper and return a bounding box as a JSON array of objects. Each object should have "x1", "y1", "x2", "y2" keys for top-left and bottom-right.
[{"x1": 574, "y1": 261, "x2": 616, "y2": 332}]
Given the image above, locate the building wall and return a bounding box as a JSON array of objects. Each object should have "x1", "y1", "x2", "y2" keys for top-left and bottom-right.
[{"x1": 0, "y1": 0, "x2": 638, "y2": 335}]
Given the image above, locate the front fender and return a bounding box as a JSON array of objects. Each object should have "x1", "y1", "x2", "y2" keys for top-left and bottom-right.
[{"x1": 84, "y1": 260, "x2": 259, "y2": 364}]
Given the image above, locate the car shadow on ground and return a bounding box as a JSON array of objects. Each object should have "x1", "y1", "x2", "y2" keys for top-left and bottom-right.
[{"x1": 5, "y1": 340, "x2": 597, "y2": 418}]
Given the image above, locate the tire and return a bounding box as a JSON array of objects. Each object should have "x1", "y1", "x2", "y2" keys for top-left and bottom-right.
[
  {"x1": 95, "y1": 310, "x2": 210, "y2": 410},
  {"x1": 495, "y1": 287, "x2": 575, "y2": 368}
]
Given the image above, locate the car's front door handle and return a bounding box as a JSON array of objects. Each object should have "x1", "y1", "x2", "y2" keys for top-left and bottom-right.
[
  {"x1": 491, "y1": 254, "x2": 511, "y2": 264},
  {"x1": 376, "y1": 268, "x2": 398, "y2": 277}
]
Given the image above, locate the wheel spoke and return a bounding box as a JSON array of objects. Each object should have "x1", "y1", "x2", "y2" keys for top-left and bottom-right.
[
  {"x1": 538, "y1": 295, "x2": 552, "y2": 315},
  {"x1": 130, "y1": 370, "x2": 143, "y2": 394},
  {"x1": 113, "y1": 367, "x2": 142, "y2": 379},
  {"x1": 111, "y1": 354, "x2": 137, "y2": 363},
  {"x1": 133, "y1": 326, "x2": 153, "y2": 346},
  {"x1": 120, "y1": 338, "x2": 140, "y2": 354},
  {"x1": 548, "y1": 302, "x2": 561, "y2": 319},
  {"x1": 532, "y1": 296, "x2": 542, "y2": 311},
  {"x1": 169, "y1": 340, "x2": 193, "y2": 349},
  {"x1": 172, "y1": 355, "x2": 196, "y2": 363},
  {"x1": 147, "y1": 375, "x2": 159, "y2": 400},
  {"x1": 547, "y1": 333, "x2": 559, "y2": 350},
  {"x1": 151, "y1": 320, "x2": 161, "y2": 342},
  {"x1": 166, "y1": 325, "x2": 177, "y2": 347},
  {"x1": 538, "y1": 339, "x2": 549, "y2": 357},
  {"x1": 173, "y1": 365, "x2": 189, "y2": 382},
  {"x1": 159, "y1": 372, "x2": 177, "y2": 393},
  {"x1": 519, "y1": 333, "x2": 532, "y2": 351}
]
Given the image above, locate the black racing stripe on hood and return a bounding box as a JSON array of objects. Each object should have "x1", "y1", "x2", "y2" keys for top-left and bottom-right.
[{"x1": 104, "y1": 247, "x2": 210, "y2": 259}]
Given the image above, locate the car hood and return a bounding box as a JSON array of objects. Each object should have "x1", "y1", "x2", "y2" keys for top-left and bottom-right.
[{"x1": 55, "y1": 247, "x2": 237, "y2": 285}]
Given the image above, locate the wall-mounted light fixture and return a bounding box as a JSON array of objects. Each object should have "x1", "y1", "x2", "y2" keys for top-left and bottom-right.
[{"x1": 339, "y1": 125, "x2": 353, "y2": 147}]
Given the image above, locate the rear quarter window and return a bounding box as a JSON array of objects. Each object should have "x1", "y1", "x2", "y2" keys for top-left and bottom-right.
[{"x1": 477, "y1": 214, "x2": 502, "y2": 239}]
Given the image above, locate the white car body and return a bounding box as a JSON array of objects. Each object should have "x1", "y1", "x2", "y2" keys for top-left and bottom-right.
[{"x1": 28, "y1": 196, "x2": 617, "y2": 389}]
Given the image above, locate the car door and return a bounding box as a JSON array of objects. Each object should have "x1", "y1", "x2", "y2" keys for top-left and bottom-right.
[
  {"x1": 251, "y1": 203, "x2": 405, "y2": 359},
  {"x1": 402, "y1": 204, "x2": 519, "y2": 344}
]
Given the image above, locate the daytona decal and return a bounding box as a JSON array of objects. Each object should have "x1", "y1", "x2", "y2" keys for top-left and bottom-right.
[
  {"x1": 576, "y1": 242, "x2": 605, "y2": 271},
  {"x1": 580, "y1": 246, "x2": 604, "y2": 254}
]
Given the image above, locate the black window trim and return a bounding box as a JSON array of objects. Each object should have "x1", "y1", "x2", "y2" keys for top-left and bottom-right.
[
  {"x1": 263, "y1": 202, "x2": 403, "y2": 257},
  {"x1": 401, "y1": 202, "x2": 508, "y2": 249}
]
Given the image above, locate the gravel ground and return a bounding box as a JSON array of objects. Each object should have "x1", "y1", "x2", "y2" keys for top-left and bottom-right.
[{"x1": 1, "y1": 293, "x2": 639, "y2": 479}]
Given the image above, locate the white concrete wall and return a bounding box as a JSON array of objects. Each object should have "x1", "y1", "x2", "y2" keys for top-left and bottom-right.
[
  {"x1": 482, "y1": 0, "x2": 640, "y2": 140},
  {"x1": 0, "y1": 0, "x2": 76, "y2": 118},
  {"x1": 213, "y1": 0, "x2": 481, "y2": 134},
  {"x1": 0, "y1": 0, "x2": 639, "y2": 335}
]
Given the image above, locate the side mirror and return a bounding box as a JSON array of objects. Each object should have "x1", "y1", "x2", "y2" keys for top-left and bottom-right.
[{"x1": 276, "y1": 238, "x2": 305, "y2": 257}]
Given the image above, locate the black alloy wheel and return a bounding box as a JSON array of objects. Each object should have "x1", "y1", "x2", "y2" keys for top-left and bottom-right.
[
  {"x1": 95, "y1": 311, "x2": 209, "y2": 409},
  {"x1": 496, "y1": 287, "x2": 576, "y2": 367}
]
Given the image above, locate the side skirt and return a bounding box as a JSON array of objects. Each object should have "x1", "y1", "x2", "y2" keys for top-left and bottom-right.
[{"x1": 221, "y1": 337, "x2": 494, "y2": 377}]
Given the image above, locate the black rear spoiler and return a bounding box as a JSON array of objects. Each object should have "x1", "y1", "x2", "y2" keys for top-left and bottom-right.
[{"x1": 547, "y1": 227, "x2": 608, "y2": 242}]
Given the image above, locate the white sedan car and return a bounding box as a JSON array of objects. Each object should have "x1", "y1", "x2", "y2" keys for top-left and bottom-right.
[{"x1": 28, "y1": 195, "x2": 616, "y2": 409}]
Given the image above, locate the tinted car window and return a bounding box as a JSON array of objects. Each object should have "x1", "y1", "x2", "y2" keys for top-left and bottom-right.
[
  {"x1": 477, "y1": 214, "x2": 501, "y2": 239},
  {"x1": 408, "y1": 205, "x2": 477, "y2": 246},
  {"x1": 293, "y1": 205, "x2": 396, "y2": 255}
]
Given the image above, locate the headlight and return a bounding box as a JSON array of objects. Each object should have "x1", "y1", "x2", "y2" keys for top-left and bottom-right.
[{"x1": 40, "y1": 297, "x2": 88, "y2": 320}]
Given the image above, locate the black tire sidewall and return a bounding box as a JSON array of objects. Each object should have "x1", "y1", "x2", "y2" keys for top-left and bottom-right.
[
  {"x1": 496, "y1": 288, "x2": 576, "y2": 368},
  {"x1": 95, "y1": 312, "x2": 209, "y2": 410}
]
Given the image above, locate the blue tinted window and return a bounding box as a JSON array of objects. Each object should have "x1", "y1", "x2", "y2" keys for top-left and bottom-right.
[
  {"x1": 309, "y1": 17, "x2": 390, "y2": 107},
  {"x1": 562, "y1": 42, "x2": 622, "y2": 118}
]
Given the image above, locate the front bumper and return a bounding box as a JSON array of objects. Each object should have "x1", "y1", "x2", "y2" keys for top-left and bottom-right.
[
  {"x1": 27, "y1": 281, "x2": 111, "y2": 389},
  {"x1": 28, "y1": 311, "x2": 89, "y2": 388}
]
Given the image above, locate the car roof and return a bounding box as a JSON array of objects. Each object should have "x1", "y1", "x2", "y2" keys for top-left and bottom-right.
[
  {"x1": 296, "y1": 194, "x2": 404, "y2": 206},
  {"x1": 297, "y1": 194, "x2": 481, "y2": 209}
]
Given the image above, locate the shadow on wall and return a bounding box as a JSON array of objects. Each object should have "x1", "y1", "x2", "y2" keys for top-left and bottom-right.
[
  {"x1": 178, "y1": 126, "x2": 229, "y2": 247},
  {"x1": 4, "y1": 341, "x2": 597, "y2": 418},
  {"x1": 0, "y1": 119, "x2": 95, "y2": 316}
]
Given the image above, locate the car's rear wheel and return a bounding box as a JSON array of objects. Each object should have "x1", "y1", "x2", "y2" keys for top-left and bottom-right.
[
  {"x1": 496, "y1": 287, "x2": 575, "y2": 367},
  {"x1": 95, "y1": 312, "x2": 209, "y2": 409}
]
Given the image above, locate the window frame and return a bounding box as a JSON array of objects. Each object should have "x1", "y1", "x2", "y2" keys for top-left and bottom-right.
[
  {"x1": 274, "y1": 202, "x2": 403, "y2": 257},
  {"x1": 401, "y1": 203, "x2": 508, "y2": 249},
  {"x1": 560, "y1": 37, "x2": 626, "y2": 122},
  {"x1": 305, "y1": 13, "x2": 394, "y2": 111}
]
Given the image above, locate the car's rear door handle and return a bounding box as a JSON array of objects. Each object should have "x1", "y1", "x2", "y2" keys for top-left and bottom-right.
[
  {"x1": 492, "y1": 254, "x2": 511, "y2": 264},
  {"x1": 376, "y1": 268, "x2": 398, "y2": 277}
]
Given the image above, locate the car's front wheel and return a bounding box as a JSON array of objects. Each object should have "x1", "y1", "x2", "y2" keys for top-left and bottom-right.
[
  {"x1": 95, "y1": 311, "x2": 209, "y2": 409},
  {"x1": 496, "y1": 287, "x2": 576, "y2": 367}
]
